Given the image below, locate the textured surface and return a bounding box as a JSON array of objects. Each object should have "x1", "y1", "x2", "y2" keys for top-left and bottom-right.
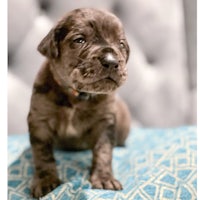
[{"x1": 8, "y1": 126, "x2": 197, "y2": 200}]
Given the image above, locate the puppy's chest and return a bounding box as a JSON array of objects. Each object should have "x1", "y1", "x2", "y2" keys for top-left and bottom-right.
[{"x1": 57, "y1": 107, "x2": 92, "y2": 138}]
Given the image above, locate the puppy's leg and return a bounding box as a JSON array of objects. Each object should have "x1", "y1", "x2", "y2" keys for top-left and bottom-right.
[
  {"x1": 29, "y1": 127, "x2": 61, "y2": 198},
  {"x1": 90, "y1": 119, "x2": 123, "y2": 190},
  {"x1": 115, "y1": 97, "x2": 131, "y2": 146}
]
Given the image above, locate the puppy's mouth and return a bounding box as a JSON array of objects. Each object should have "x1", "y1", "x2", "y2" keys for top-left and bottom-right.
[
  {"x1": 69, "y1": 63, "x2": 127, "y2": 94},
  {"x1": 103, "y1": 77, "x2": 119, "y2": 86},
  {"x1": 71, "y1": 76, "x2": 122, "y2": 94}
]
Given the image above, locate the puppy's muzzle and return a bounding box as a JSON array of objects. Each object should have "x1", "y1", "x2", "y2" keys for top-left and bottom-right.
[{"x1": 99, "y1": 53, "x2": 119, "y2": 69}]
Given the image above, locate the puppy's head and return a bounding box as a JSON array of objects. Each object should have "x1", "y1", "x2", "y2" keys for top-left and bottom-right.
[{"x1": 38, "y1": 8, "x2": 130, "y2": 94}]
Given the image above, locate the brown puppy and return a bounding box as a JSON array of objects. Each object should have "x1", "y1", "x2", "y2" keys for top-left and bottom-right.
[{"x1": 28, "y1": 8, "x2": 131, "y2": 198}]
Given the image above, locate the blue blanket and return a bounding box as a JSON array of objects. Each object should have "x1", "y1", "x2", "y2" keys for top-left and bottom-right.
[{"x1": 8, "y1": 126, "x2": 197, "y2": 200}]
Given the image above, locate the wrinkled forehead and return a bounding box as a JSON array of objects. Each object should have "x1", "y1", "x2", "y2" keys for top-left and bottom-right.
[{"x1": 64, "y1": 8, "x2": 125, "y2": 39}]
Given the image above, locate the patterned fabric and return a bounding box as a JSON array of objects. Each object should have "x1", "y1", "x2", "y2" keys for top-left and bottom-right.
[{"x1": 8, "y1": 126, "x2": 197, "y2": 200}]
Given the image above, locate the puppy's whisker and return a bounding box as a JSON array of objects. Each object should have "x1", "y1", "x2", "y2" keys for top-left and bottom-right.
[{"x1": 77, "y1": 57, "x2": 85, "y2": 62}]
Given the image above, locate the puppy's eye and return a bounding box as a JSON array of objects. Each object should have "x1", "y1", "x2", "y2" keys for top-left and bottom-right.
[
  {"x1": 119, "y1": 40, "x2": 126, "y2": 49},
  {"x1": 73, "y1": 37, "x2": 86, "y2": 44}
]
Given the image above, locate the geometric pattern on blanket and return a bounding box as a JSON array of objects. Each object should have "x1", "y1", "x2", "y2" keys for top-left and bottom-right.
[{"x1": 8, "y1": 126, "x2": 197, "y2": 200}]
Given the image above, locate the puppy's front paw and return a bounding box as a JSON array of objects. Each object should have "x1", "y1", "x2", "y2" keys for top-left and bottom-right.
[
  {"x1": 90, "y1": 174, "x2": 123, "y2": 190},
  {"x1": 31, "y1": 176, "x2": 61, "y2": 198}
]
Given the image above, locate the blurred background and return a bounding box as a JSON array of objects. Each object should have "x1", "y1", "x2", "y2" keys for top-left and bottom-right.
[{"x1": 8, "y1": 0, "x2": 196, "y2": 134}]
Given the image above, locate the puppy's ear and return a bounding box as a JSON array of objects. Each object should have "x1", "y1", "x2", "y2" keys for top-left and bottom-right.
[{"x1": 38, "y1": 25, "x2": 68, "y2": 59}]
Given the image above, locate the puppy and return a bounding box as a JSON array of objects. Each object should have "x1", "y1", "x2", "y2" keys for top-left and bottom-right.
[{"x1": 28, "y1": 8, "x2": 131, "y2": 198}]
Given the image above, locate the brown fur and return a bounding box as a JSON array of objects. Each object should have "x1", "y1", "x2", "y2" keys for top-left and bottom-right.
[{"x1": 28, "y1": 8, "x2": 131, "y2": 198}]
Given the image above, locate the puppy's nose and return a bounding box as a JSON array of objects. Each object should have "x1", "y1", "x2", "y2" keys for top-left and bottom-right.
[{"x1": 100, "y1": 53, "x2": 119, "y2": 69}]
